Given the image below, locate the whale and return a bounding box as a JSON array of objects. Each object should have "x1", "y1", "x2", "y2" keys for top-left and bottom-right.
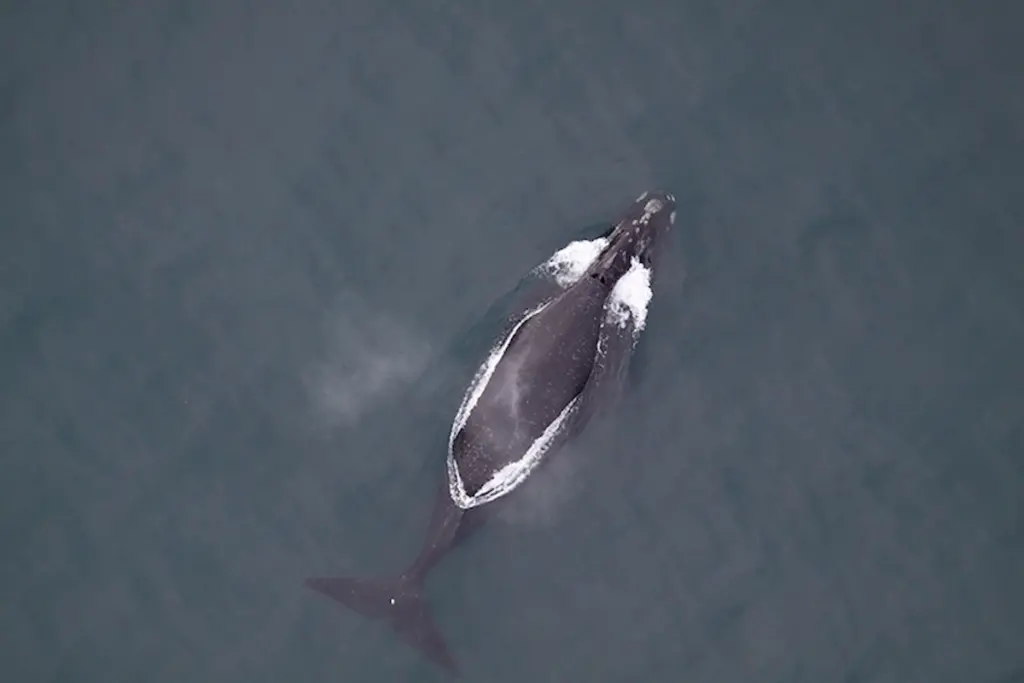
[{"x1": 305, "y1": 191, "x2": 676, "y2": 674}]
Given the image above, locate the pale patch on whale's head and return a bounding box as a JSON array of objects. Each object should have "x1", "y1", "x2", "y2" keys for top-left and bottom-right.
[
  {"x1": 584, "y1": 191, "x2": 673, "y2": 291},
  {"x1": 610, "y1": 191, "x2": 676, "y2": 235}
]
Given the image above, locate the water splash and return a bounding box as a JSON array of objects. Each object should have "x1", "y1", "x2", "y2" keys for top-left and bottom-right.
[
  {"x1": 535, "y1": 237, "x2": 609, "y2": 287},
  {"x1": 605, "y1": 258, "x2": 652, "y2": 337}
]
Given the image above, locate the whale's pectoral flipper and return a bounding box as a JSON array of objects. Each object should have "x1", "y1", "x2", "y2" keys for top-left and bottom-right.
[{"x1": 304, "y1": 576, "x2": 458, "y2": 674}]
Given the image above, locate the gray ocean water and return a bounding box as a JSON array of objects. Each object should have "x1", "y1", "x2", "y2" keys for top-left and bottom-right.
[{"x1": 2, "y1": 1, "x2": 1022, "y2": 681}]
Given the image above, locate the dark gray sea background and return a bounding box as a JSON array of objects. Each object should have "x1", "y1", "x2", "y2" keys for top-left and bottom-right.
[{"x1": 2, "y1": 1, "x2": 1022, "y2": 681}]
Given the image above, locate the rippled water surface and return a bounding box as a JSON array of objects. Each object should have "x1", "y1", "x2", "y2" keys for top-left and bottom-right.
[{"x1": 2, "y1": 1, "x2": 1022, "y2": 681}]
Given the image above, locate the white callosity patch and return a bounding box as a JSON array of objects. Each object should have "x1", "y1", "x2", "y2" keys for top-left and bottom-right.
[
  {"x1": 605, "y1": 258, "x2": 652, "y2": 338},
  {"x1": 535, "y1": 237, "x2": 609, "y2": 287},
  {"x1": 636, "y1": 198, "x2": 665, "y2": 225},
  {"x1": 643, "y1": 197, "x2": 664, "y2": 215}
]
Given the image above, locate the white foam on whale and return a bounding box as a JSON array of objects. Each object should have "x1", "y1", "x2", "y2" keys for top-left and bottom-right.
[
  {"x1": 605, "y1": 257, "x2": 652, "y2": 337},
  {"x1": 536, "y1": 237, "x2": 609, "y2": 287},
  {"x1": 448, "y1": 394, "x2": 580, "y2": 509}
]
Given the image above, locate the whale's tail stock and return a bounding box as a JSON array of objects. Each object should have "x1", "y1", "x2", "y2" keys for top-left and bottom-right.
[{"x1": 304, "y1": 573, "x2": 458, "y2": 675}]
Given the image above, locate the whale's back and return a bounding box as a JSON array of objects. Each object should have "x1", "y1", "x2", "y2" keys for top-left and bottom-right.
[{"x1": 452, "y1": 276, "x2": 608, "y2": 496}]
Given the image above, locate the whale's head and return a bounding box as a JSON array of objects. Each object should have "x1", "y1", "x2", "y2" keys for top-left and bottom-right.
[{"x1": 587, "y1": 191, "x2": 676, "y2": 286}]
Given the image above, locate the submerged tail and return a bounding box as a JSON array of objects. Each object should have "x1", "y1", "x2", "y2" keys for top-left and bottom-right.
[{"x1": 304, "y1": 574, "x2": 458, "y2": 674}]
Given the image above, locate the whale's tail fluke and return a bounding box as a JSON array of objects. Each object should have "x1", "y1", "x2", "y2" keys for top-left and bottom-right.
[{"x1": 304, "y1": 575, "x2": 458, "y2": 674}]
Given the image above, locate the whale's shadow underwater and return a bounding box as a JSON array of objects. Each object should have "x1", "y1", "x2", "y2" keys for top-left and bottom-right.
[{"x1": 305, "y1": 191, "x2": 677, "y2": 674}]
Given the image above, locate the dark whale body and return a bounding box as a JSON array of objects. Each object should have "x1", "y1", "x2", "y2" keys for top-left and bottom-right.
[
  {"x1": 452, "y1": 274, "x2": 607, "y2": 496},
  {"x1": 305, "y1": 191, "x2": 676, "y2": 674}
]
